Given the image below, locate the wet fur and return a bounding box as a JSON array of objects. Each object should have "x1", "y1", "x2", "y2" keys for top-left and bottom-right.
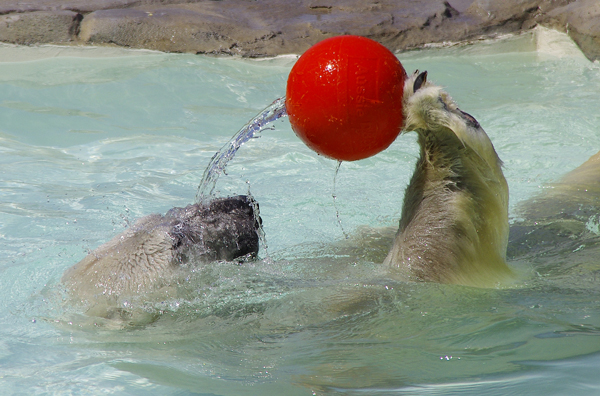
[
  {"x1": 384, "y1": 71, "x2": 512, "y2": 287},
  {"x1": 509, "y1": 151, "x2": 600, "y2": 259},
  {"x1": 62, "y1": 195, "x2": 260, "y2": 306}
]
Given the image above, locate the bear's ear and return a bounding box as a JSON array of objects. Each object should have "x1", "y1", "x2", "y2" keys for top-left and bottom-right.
[{"x1": 413, "y1": 71, "x2": 428, "y2": 92}]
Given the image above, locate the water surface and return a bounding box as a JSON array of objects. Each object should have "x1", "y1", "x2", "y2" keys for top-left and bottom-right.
[{"x1": 1, "y1": 28, "x2": 600, "y2": 395}]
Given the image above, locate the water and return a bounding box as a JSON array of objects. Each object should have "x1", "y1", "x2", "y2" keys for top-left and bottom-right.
[
  {"x1": 1, "y1": 27, "x2": 600, "y2": 395},
  {"x1": 195, "y1": 96, "x2": 287, "y2": 203}
]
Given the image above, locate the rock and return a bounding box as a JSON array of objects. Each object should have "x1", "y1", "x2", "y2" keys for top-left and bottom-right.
[
  {"x1": 0, "y1": 0, "x2": 598, "y2": 61},
  {"x1": 0, "y1": 10, "x2": 82, "y2": 45},
  {"x1": 543, "y1": 0, "x2": 600, "y2": 61},
  {"x1": 0, "y1": 0, "x2": 203, "y2": 15},
  {"x1": 78, "y1": 5, "x2": 276, "y2": 56},
  {"x1": 75, "y1": 0, "x2": 539, "y2": 56}
]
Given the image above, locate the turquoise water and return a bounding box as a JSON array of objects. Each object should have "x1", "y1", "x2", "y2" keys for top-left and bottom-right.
[{"x1": 2, "y1": 27, "x2": 600, "y2": 395}]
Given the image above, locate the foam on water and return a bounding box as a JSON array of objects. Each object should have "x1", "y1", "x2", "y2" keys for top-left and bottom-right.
[{"x1": 1, "y1": 27, "x2": 600, "y2": 395}]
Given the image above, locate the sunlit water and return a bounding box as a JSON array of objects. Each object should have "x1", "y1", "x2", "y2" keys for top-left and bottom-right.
[{"x1": 2, "y1": 27, "x2": 600, "y2": 395}]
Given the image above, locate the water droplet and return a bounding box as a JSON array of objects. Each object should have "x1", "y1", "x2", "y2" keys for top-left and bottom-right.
[{"x1": 332, "y1": 160, "x2": 349, "y2": 239}]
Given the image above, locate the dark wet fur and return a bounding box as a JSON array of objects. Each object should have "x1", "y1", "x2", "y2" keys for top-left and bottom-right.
[
  {"x1": 167, "y1": 195, "x2": 260, "y2": 263},
  {"x1": 61, "y1": 195, "x2": 261, "y2": 303}
]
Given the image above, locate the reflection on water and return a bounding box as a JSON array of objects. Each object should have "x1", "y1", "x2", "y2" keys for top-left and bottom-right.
[{"x1": 2, "y1": 28, "x2": 600, "y2": 395}]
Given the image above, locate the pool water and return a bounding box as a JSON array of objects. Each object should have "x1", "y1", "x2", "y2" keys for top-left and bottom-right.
[{"x1": 2, "y1": 27, "x2": 600, "y2": 395}]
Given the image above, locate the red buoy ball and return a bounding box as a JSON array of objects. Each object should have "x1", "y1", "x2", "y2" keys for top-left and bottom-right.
[{"x1": 286, "y1": 35, "x2": 406, "y2": 161}]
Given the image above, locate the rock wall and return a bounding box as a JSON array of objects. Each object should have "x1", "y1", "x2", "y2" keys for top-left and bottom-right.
[{"x1": 0, "y1": 0, "x2": 597, "y2": 61}]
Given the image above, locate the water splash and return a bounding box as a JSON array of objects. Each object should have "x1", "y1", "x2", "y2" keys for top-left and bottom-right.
[
  {"x1": 245, "y1": 180, "x2": 270, "y2": 260},
  {"x1": 195, "y1": 96, "x2": 288, "y2": 204}
]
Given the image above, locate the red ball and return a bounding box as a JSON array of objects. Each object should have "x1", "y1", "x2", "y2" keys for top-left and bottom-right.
[{"x1": 286, "y1": 35, "x2": 406, "y2": 161}]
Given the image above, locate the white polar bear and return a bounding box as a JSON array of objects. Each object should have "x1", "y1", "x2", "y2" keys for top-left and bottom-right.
[
  {"x1": 385, "y1": 70, "x2": 600, "y2": 287},
  {"x1": 384, "y1": 71, "x2": 511, "y2": 287},
  {"x1": 61, "y1": 71, "x2": 600, "y2": 315},
  {"x1": 61, "y1": 195, "x2": 261, "y2": 316}
]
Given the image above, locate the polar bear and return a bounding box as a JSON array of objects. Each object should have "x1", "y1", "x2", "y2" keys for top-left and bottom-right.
[
  {"x1": 384, "y1": 71, "x2": 512, "y2": 287},
  {"x1": 508, "y1": 151, "x2": 600, "y2": 259},
  {"x1": 384, "y1": 70, "x2": 600, "y2": 287},
  {"x1": 61, "y1": 195, "x2": 260, "y2": 313},
  {"x1": 62, "y1": 71, "x2": 598, "y2": 312}
]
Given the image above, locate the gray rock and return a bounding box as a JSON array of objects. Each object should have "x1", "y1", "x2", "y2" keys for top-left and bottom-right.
[
  {"x1": 72, "y1": 0, "x2": 555, "y2": 56},
  {"x1": 543, "y1": 0, "x2": 600, "y2": 61},
  {"x1": 0, "y1": 0, "x2": 598, "y2": 62},
  {"x1": 0, "y1": 0, "x2": 204, "y2": 14},
  {"x1": 0, "y1": 10, "x2": 81, "y2": 45},
  {"x1": 78, "y1": 6, "x2": 275, "y2": 55}
]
